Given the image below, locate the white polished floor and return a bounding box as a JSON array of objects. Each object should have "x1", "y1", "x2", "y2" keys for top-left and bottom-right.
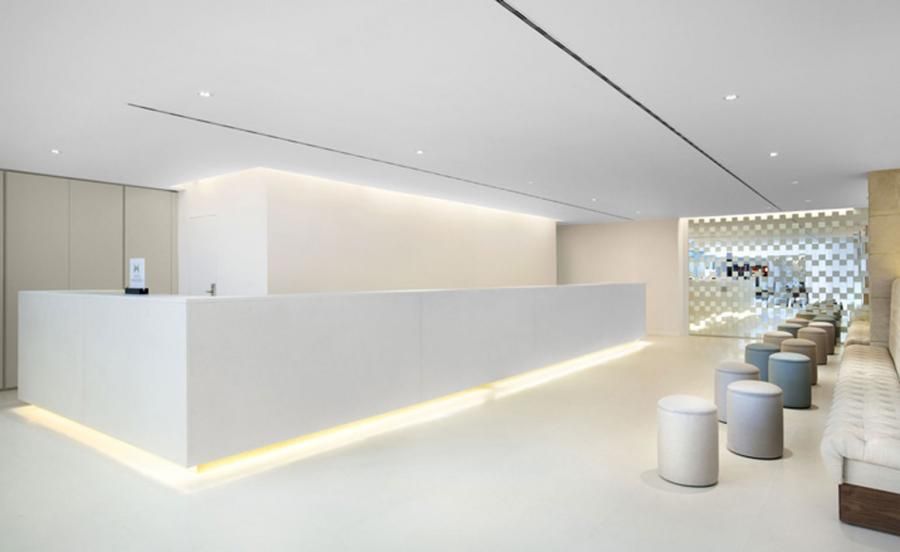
[
  {"x1": 1, "y1": 336, "x2": 897, "y2": 551},
  {"x1": 690, "y1": 305, "x2": 796, "y2": 338}
]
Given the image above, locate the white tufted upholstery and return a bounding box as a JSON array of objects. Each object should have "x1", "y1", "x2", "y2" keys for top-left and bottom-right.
[
  {"x1": 821, "y1": 345, "x2": 900, "y2": 480},
  {"x1": 845, "y1": 320, "x2": 871, "y2": 347},
  {"x1": 821, "y1": 279, "x2": 900, "y2": 484}
]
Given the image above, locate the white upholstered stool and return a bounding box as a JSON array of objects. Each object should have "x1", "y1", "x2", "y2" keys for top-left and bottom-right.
[
  {"x1": 657, "y1": 395, "x2": 718, "y2": 487},
  {"x1": 726, "y1": 381, "x2": 784, "y2": 459},
  {"x1": 715, "y1": 361, "x2": 759, "y2": 422}
]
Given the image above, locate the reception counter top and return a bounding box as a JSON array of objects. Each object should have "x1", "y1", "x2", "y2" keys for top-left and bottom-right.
[{"x1": 18, "y1": 284, "x2": 645, "y2": 467}]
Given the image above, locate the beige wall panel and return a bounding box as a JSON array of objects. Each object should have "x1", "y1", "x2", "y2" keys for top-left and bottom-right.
[
  {"x1": 868, "y1": 169, "x2": 900, "y2": 217},
  {"x1": 5, "y1": 172, "x2": 70, "y2": 388},
  {"x1": 170, "y1": 190, "x2": 179, "y2": 294},
  {"x1": 69, "y1": 180, "x2": 124, "y2": 290},
  {"x1": 0, "y1": 172, "x2": 4, "y2": 388},
  {"x1": 868, "y1": 168, "x2": 900, "y2": 344},
  {"x1": 557, "y1": 218, "x2": 685, "y2": 336},
  {"x1": 125, "y1": 187, "x2": 175, "y2": 294}
]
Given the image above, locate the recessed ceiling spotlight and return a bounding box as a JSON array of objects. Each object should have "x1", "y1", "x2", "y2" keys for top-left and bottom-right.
[
  {"x1": 415, "y1": 149, "x2": 424, "y2": 155},
  {"x1": 198, "y1": 90, "x2": 213, "y2": 98},
  {"x1": 769, "y1": 151, "x2": 779, "y2": 158},
  {"x1": 723, "y1": 94, "x2": 739, "y2": 101},
  {"x1": 50, "y1": 148, "x2": 61, "y2": 155},
  {"x1": 635, "y1": 210, "x2": 642, "y2": 215},
  {"x1": 804, "y1": 199, "x2": 812, "y2": 203},
  {"x1": 791, "y1": 180, "x2": 799, "y2": 185},
  {"x1": 591, "y1": 198, "x2": 597, "y2": 202}
]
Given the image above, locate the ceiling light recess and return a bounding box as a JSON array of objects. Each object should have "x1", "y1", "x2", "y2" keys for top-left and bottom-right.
[
  {"x1": 723, "y1": 94, "x2": 739, "y2": 101},
  {"x1": 491, "y1": 0, "x2": 778, "y2": 212},
  {"x1": 769, "y1": 152, "x2": 779, "y2": 158},
  {"x1": 198, "y1": 90, "x2": 213, "y2": 98},
  {"x1": 50, "y1": 148, "x2": 61, "y2": 155},
  {"x1": 126, "y1": 102, "x2": 631, "y2": 220}
]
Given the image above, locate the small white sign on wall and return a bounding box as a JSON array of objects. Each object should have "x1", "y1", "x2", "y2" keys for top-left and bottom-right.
[{"x1": 129, "y1": 258, "x2": 146, "y2": 289}]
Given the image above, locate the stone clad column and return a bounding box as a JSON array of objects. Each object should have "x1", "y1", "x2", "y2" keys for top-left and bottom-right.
[{"x1": 868, "y1": 169, "x2": 900, "y2": 345}]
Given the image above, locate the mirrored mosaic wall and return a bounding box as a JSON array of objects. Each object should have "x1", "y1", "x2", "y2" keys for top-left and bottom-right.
[{"x1": 688, "y1": 208, "x2": 868, "y2": 338}]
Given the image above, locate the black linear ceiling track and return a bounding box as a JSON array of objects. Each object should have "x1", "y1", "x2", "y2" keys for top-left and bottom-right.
[
  {"x1": 127, "y1": 103, "x2": 631, "y2": 221},
  {"x1": 493, "y1": 0, "x2": 780, "y2": 211}
]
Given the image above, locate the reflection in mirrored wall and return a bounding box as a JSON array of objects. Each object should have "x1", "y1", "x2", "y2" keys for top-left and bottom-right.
[{"x1": 688, "y1": 209, "x2": 868, "y2": 338}]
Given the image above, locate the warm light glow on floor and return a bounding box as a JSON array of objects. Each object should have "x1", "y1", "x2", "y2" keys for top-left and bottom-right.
[
  {"x1": 12, "y1": 340, "x2": 649, "y2": 492},
  {"x1": 11, "y1": 405, "x2": 199, "y2": 490},
  {"x1": 489, "y1": 340, "x2": 650, "y2": 398},
  {"x1": 192, "y1": 387, "x2": 493, "y2": 482}
]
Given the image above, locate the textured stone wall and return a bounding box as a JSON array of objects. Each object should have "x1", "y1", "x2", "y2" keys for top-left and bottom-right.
[{"x1": 868, "y1": 169, "x2": 900, "y2": 345}]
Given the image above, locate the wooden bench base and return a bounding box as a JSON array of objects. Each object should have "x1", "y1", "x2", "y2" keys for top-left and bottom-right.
[{"x1": 840, "y1": 483, "x2": 900, "y2": 536}]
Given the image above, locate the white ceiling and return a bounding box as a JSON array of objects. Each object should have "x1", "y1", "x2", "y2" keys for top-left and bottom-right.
[{"x1": 1, "y1": 0, "x2": 898, "y2": 223}]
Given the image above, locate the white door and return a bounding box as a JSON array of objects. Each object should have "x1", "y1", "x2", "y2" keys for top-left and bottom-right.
[{"x1": 187, "y1": 215, "x2": 219, "y2": 296}]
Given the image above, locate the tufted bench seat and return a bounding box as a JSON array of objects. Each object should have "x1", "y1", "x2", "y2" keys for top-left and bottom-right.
[
  {"x1": 821, "y1": 345, "x2": 900, "y2": 477},
  {"x1": 845, "y1": 320, "x2": 871, "y2": 347},
  {"x1": 821, "y1": 280, "x2": 900, "y2": 535}
]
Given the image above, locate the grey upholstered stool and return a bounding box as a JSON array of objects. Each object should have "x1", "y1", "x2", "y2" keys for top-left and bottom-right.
[
  {"x1": 763, "y1": 330, "x2": 793, "y2": 348},
  {"x1": 726, "y1": 380, "x2": 784, "y2": 459},
  {"x1": 797, "y1": 312, "x2": 816, "y2": 321},
  {"x1": 745, "y1": 342, "x2": 779, "y2": 381},
  {"x1": 657, "y1": 395, "x2": 718, "y2": 487},
  {"x1": 808, "y1": 321, "x2": 835, "y2": 354},
  {"x1": 768, "y1": 352, "x2": 812, "y2": 408},
  {"x1": 777, "y1": 323, "x2": 802, "y2": 337},
  {"x1": 781, "y1": 338, "x2": 818, "y2": 385},
  {"x1": 785, "y1": 317, "x2": 809, "y2": 327},
  {"x1": 798, "y1": 326, "x2": 828, "y2": 366},
  {"x1": 715, "y1": 361, "x2": 759, "y2": 422}
]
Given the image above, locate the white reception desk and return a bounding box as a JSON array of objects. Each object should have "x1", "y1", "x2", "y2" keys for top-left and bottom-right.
[{"x1": 19, "y1": 284, "x2": 645, "y2": 467}]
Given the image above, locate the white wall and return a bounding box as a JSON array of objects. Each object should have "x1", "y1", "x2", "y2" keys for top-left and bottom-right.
[
  {"x1": 557, "y1": 219, "x2": 687, "y2": 336},
  {"x1": 178, "y1": 172, "x2": 268, "y2": 296},
  {"x1": 264, "y1": 169, "x2": 557, "y2": 293},
  {"x1": 178, "y1": 168, "x2": 557, "y2": 295}
]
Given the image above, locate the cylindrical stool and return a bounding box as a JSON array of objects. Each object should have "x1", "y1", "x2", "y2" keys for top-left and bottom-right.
[
  {"x1": 785, "y1": 317, "x2": 809, "y2": 327},
  {"x1": 797, "y1": 312, "x2": 816, "y2": 321},
  {"x1": 657, "y1": 395, "x2": 718, "y2": 487},
  {"x1": 798, "y1": 326, "x2": 828, "y2": 366},
  {"x1": 777, "y1": 323, "x2": 802, "y2": 337},
  {"x1": 813, "y1": 316, "x2": 840, "y2": 344},
  {"x1": 763, "y1": 331, "x2": 793, "y2": 348},
  {"x1": 745, "y1": 342, "x2": 780, "y2": 381},
  {"x1": 769, "y1": 352, "x2": 812, "y2": 408},
  {"x1": 781, "y1": 338, "x2": 818, "y2": 385},
  {"x1": 715, "y1": 361, "x2": 760, "y2": 422},
  {"x1": 809, "y1": 321, "x2": 835, "y2": 354},
  {"x1": 812, "y1": 314, "x2": 837, "y2": 324},
  {"x1": 726, "y1": 380, "x2": 784, "y2": 459}
]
